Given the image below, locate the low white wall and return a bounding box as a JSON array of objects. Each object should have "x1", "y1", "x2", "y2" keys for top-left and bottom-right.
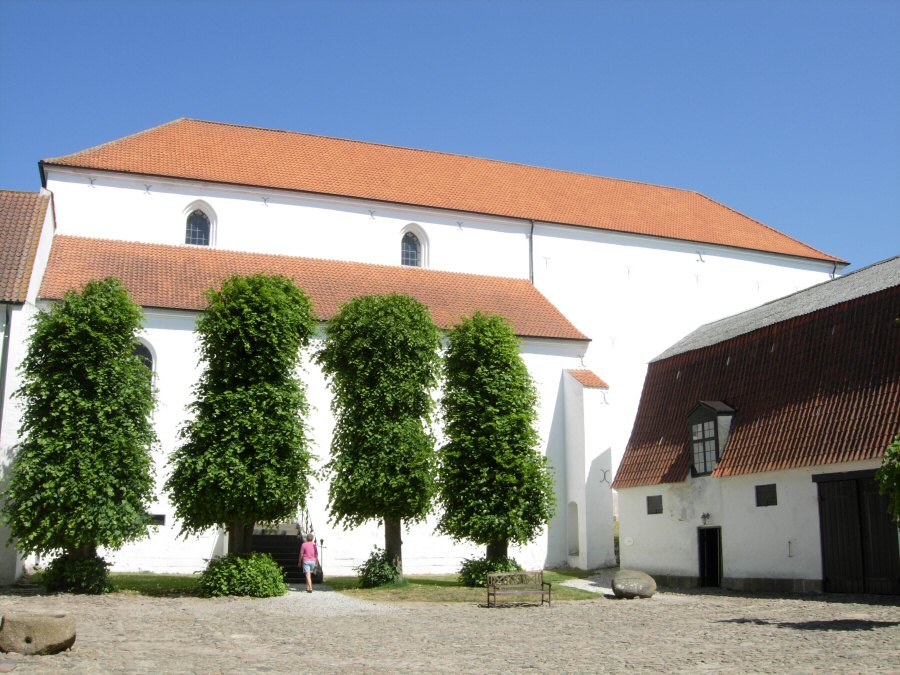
[{"x1": 618, "y1": 459, "x2": 885, "y2": 583}]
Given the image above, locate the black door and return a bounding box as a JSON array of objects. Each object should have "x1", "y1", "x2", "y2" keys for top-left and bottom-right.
[
  {"x1": 817, "y1": 476, "x2": 900, "y2": 594},
  {"x1": 698, "y1": 527, "x2": 722, "y2": 587}
]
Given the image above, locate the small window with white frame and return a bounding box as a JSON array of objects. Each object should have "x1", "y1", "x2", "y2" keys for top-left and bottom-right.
[
  {"x1": 400, "y1": 224, "x2": 428, "y2": 268},
  {"x1": 688, "y1": 401, "x2": 735, "y2": 477},
  {"x1": 185, "y1": 209, "x2": 211, "y2": 246},
  {"x1": 401, "y1": 231, "x2": 421, "y2": 267}
]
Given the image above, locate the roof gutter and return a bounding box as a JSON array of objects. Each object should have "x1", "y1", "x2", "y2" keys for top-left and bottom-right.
[
  {"x1": 38, "y1": 160, "x2": 47, "y2": 188},
  {"x1": 0, "y1": 303, "x2": 13, "y2": 436},
  {"x1": 528, "y1": 220, "x2": 535, "y2": 284}
]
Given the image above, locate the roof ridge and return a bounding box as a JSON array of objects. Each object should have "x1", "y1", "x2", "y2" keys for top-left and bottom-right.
[
  {"x1": 693, "y1": 191, "x2": 840, "y2": 261},
  {"x1": 179, "y1": 118, "x2": 698, "y2": 196},
  {"x1": 43, "y1": 118, "x2": 188, "y2": 164}
]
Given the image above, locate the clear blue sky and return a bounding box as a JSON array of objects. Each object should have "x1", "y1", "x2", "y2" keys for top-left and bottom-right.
[{"x1": 1, "y1": 0, "x2": 897, "y2": 271}]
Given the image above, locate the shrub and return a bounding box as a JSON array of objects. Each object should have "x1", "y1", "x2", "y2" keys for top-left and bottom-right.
[
  {"x1": 198, "y1": 553, "x2": 287, "y2": 597},
  {"x1": 355, "y1": 546, "x2": 401, "y2": 588},
  {"x1": 42, "y1": 553, "x2": 113, "y2": 594},
  {"x1": 457, "y1": 555, "x2": 522, "y2": 588}
]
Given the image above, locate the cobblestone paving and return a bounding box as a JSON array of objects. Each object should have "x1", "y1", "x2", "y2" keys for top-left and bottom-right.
[{"x1": 1, "y1": 582, "x2": 898, "y2": 673}]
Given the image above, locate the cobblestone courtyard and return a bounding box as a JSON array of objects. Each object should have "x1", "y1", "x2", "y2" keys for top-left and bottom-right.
[{"x1": 1, "y1": 581, "x2": 898, "y2": 673}]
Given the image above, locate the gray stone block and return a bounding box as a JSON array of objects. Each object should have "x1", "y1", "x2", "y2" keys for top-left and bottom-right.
[
  {"x1": 0, "y1": 613, "x2": 76, "y2": 655},
  {"x1": 612, "y1": 569, "x2": 657, "y2": 599}
]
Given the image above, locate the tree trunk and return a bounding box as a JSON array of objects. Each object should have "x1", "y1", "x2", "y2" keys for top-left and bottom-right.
[
  {"x1": 486, "y1": 539, "x2": 508, "y2": 561},
  {"x1": 70, "y1": 543, "x2": 98, "y2": 560},
  {"x1": 228, "y1": 521, "x2": 255, "y2": 555},
  {"x1": 384, "y1": 516, "x2": 403, "y2": 574}
]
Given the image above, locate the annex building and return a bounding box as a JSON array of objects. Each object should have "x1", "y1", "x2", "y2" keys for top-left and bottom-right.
[{"x1": 614, "y1": 257, "x2": 900, "y2": 594}]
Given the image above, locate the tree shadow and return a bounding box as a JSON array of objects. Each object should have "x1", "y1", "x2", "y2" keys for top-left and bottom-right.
[{"x1": 717, "y1": 617, "x2": 900, "y2": 631}]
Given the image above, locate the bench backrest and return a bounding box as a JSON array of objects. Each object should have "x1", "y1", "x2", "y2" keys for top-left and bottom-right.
[{"x1": 487, "y1": 570, "x2": 544, "y2": 587}]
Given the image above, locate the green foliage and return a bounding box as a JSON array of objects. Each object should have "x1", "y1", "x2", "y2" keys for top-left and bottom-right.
[
  {"x1": 1, "y1": 278, "x2": 156, "y2": 556},
  {"x1": 355, "y1": 546, "x2": 402, "y2": 588},
  {"x1": 876, "y1": 433, "x2": 900, "y2": 525},
  {"x1": 457, "y1": 555, "x2": 523, "y2": 588},
  {"x1": 197, "y1": 552, "x2": 287, "y2": 597},
  {"x1": 165, "y1": 275, "x2": 318, "y2": 536},
  {"x1": 41, "y1": 552, "x2": 113, "y2": 594},
  {"x1": 316, "y1": 294, "x2": 442, "y2": 530},
  {"x1": 438, "y1": 312, "x2": 555, "y2": 549}
]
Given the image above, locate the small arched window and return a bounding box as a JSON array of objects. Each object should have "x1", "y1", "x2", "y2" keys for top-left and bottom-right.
[
  {"x1": 185, "y1": 209, "x2": 211, "y2": 246},
  {"x1": 401, "y1": 231, "x2": 421, "y2": 267},
  {"x1": 134, "y1": 342, "x2": 154, "y2": 376}
]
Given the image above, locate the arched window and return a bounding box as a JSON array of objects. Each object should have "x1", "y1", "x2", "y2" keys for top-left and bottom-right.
[
  {"x1": 185, "y1": 209, "x2": 211, "y2": 246},
  {"x1": 134, "y1": 342, "x2": 154, "y2": 376},
  {"x1": 401, "y1": 231, "x2": 422, "y2": 267}
]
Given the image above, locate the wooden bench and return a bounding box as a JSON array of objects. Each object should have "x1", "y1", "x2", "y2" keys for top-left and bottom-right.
[{"x1": 486, "y1": 570, "x2": 551, "y2": 607}]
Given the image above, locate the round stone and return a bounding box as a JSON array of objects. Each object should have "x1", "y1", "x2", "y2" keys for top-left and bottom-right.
[
  {"x1": 0, "y1": 613, "x2": 76, "y2": 655},
  {"x1": 612, "y1": 569, "x2": 657, "y2": 599}
]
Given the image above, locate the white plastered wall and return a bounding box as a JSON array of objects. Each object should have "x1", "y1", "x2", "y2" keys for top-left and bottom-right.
[
  {"x1": 618, "y1": 458, "x2": 885, "y2": 583},
  {"x1": 101, "y1": 313, "x2": 597, "y2": 575}
]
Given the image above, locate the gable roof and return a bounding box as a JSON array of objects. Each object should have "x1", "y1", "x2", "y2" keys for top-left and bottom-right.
[
  {"x1": 41, "y1": 118, "x2": 841, "y2": 264},
  {"x1": 0, "y1": 190, "x2": 51, "y2": 303},
  {"x1": 613, "y1": 258, "x2": 900, "y2": 489},
  {"x1": 38, "y1": 236, "x2": 588, "y2": 341}
]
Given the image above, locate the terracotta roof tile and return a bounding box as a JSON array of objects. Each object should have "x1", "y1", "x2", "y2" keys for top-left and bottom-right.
[
  {"x1": 42, "y1": 119, "x2": 842, "y2": 263},
  {"x1": 0, "y1": 190, "x2": 51, "y2": 303},
  {"x1": 612, "y1": 283, "x2": 900, "y2": 489},
  {"x1": 566, "y1": 369, "x2": 609, "y2": 388},
  {"x1": 39, "y1": 236, "x2": 588, "y2": 341}
]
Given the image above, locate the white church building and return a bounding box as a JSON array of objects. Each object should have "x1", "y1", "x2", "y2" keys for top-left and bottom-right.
[{"x1": 0, "y1": 119, "x2": 843, "y2": 582}]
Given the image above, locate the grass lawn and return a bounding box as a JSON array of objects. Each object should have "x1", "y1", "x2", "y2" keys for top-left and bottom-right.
[
  {"x1": 327, "y1": 568, "x2": 602, "y2": 602},
  {"x1": 27, "y1": 567, "x2": 603, "y2": 602}
]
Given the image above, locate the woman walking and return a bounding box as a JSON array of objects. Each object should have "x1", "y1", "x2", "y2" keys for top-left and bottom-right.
[{"x1": 299, "y1": 533, "x2": 318, "y2": 593}]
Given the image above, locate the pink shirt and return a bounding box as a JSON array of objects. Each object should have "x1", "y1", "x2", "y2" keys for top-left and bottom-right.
[{"x1": 300, "y1": 540, "x2": 318, "y2": 563}]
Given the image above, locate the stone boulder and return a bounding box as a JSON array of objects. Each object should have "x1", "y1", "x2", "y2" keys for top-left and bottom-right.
[
  {"x1": 0, "y1": 613, "x2": 76, "y2": 655},
  {"x1": 612, "y1": 569, "x2": 657, "y2": 599}
]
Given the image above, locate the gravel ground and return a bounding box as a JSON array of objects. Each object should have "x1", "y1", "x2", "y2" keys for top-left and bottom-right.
[{"x1": 1, "y1": 575, "x2": 898, "y2": 674}]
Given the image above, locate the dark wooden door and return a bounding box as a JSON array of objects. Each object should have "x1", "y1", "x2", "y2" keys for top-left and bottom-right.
[
  {"x1": 858, "y1": 478, "x2": 900, "y2": 594},
  {"x1": 698, "y1": 527, "x2": 722, "y2": 587},
  {"x1": 817, "y1": 476, "x2": 900, "y2": 594}
]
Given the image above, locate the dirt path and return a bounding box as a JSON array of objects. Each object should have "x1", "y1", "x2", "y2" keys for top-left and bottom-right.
[{"x1": 1, "y1": 584, "x2": 898, "y2": 673}]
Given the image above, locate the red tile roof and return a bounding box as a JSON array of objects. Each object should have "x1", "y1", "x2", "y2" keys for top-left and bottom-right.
[
  {"x1": 42, "y1": 119, "x2": 842, "y2": 263},
  {"x1": 566, "y1": 369, "x2": 609, "y2": 388},
  {"x1": 613, "y1": 282, "x2": 900, "y2": 489},
  {"x1": 0, "y1": 190, "x2": 51, "y2": 303},
  {"x1": 39, "y1": 236, "x2": 588, "y2": 341}
]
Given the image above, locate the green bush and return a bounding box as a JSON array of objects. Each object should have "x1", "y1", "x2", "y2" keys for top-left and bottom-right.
[
  {"x1": 41, "y1": 553, "x2": 113, "y2": 594},
  {"x1": 457, "y1": 555, "x2": 523, "y2": 588},
  {"x1": 355, "y1": 546, "x2": 401, "y2": 588},
  {"x1": 198, "y1": 553, "x2": 287, "y2": 597}
]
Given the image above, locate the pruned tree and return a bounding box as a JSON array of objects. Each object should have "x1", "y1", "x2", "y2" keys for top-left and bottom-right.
[
  {"x1": 437, "y1": 312, "x2": 555, "y2": 560},
  {"x1": 316, "y1": 294, "x2": 441, "y2": 570},
  {"x1": 1, "y1": 278, "x2": 156, "y2": 564},
  {"x1": 165, "y1": 274, "x2": 317, "y2": 554},
  {"x1": 876, "y1": 433, "x2": 900, "y2": 525}
]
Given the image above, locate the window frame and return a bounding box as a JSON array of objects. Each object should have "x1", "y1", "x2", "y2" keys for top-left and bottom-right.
[
  {"x1": 646, "y1": 495, "x2": 663, "y2": 515},
  {"x1": 688, "y1": 401, "x2": 735, "y2": 477},
  {"x1": 755, "y1": 483, "x2": 778, "y2": 507},
  {"x1": 399, "y1": 224, "x2": 428, "y2": 268},
  {"x1": 182, "y1": 200, "x2": 217, "y2": 247}
]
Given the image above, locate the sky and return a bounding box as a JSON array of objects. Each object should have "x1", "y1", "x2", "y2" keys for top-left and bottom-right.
[{"x1": 1, "y1": 0, "x2": 898, "y2": 272}]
